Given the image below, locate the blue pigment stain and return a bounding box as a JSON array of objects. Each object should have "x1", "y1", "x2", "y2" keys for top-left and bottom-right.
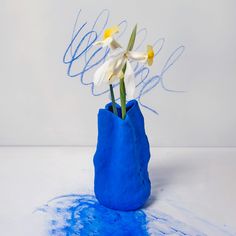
[{"x1": 37, "y1": 194, "x2": 206, "y2": 236}]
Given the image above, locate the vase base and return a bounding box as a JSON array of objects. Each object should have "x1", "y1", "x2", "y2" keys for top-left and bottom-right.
[{"x1": 95, "y1": 188, "x2": 151, "y2": 211}]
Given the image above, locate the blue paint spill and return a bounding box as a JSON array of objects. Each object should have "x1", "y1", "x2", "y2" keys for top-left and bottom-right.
[{"x1": 37, "y1": 194, "x2": 206, "y2": 236}]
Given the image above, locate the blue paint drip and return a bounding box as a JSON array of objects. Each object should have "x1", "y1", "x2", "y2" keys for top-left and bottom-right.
[{"x1": 37, "y1": 194, "x2": 206, "y2": 236}]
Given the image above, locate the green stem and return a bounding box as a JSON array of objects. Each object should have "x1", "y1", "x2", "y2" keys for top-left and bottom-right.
[
  {"x1": 120, "y1": 76, "x2": 126, "y2": 119},
  {"x1": 119, "y1": 24, "x2": 137, "y2": 120},
  {"x1": 109, "y1": 84, "x2": 118, "y2": 116}
]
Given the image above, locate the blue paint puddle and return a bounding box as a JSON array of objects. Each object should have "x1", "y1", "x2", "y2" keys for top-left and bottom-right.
[{"x1": 37, "y1": 194, "x2": 206, "y2": 236}]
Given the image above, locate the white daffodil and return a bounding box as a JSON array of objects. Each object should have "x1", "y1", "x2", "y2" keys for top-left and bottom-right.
[
  {"x1": 93, "y1": 24, "x2": 155, "y2": 99},
  {"x1": 127, "y1": 45, "x2": 155, "y2": 66},
  {"x1": 93, "y1": 51, "x2": 135, "y2": 99},
  {"x1": 93, "y1": 45, "x2": 154, "y2": 99},
  {"x1": 93, "y1": 52, "x2": 125, "y2": 86},
  {"x1": 93, "y1": 25, "x2": 122, "y2": 50}
]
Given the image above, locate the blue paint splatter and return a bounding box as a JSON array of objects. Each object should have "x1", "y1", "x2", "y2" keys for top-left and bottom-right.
[{"x1": 37, "y1": 194, "x2": 206, "y2": 236}]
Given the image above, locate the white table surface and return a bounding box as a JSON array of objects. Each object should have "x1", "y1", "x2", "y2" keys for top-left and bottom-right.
[{"x1": 0, "y1": 147, "x2": 236, "y2": 236}]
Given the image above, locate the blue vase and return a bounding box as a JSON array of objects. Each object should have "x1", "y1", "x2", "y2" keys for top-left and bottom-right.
[{"x1": 93, "y1": 100, "x2": 151, "y2": 211}]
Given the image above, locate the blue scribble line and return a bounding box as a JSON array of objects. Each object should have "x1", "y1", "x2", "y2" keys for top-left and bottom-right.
[{"x1": 63, "y1": 9, "x2": 185, "y2": 114}]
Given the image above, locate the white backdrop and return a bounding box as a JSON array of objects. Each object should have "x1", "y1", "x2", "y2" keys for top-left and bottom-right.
[{"x1": 0, "y1": 0, "x2": 236, "y2": 146}]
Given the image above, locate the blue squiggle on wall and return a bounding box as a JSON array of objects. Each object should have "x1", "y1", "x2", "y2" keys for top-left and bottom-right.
[
  {"x1": 63, "y1": 9, "x2": 185, "y2": 114},
  {"x1": 37, "y1": 194, "x2": 206, "y2": 236}
]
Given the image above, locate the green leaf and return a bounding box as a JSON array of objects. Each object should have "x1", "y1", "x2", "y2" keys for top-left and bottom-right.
[
  {"x1": 120, "y1": 77, "x2": 126, "y2": 119},
  {"x1": 119, "y1": 24, "x2": 137, "y2": 119},
  {"x1": 126, "y1": 24, "x2": 137, "y2": 51},
  {"x1": 122, "y1": 63, "x2": 127, "y2": 74}
]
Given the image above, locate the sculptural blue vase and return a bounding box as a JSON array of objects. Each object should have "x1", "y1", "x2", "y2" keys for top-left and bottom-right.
[{"x1": 93, "y1": 100, "x2": 151, "y2": 211}]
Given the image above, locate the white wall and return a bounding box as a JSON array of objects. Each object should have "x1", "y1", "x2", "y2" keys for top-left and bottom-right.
[{"x1": 0, "y1": 0, "x2": 236, "y2": 146}]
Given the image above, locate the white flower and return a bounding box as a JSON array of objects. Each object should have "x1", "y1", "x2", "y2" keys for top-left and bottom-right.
[
  {"x1": 128, "y1": 45, "x2": 155, "y2": 66},
  {"x1": 93, "y1": 26, "x2": 155, "y2": 99},
  {"x1": 93, "y1": 25, "x2": 121, "y2": 50},
  {"x1": 93, "y1": 51, "x2": 125, "y2": 86}
]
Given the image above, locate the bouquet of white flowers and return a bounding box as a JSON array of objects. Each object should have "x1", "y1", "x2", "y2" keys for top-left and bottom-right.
[{"x1": 93, "y1": 25, "x2": 154, "y2": 119}]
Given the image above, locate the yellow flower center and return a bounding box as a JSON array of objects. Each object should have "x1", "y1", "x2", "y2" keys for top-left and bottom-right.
[
  {"x1": 147, "y1": 45, "x2": 154, "y2": 66},
  {"x1": 103, "y1": 26, "x2": 119, "y2": 40}
]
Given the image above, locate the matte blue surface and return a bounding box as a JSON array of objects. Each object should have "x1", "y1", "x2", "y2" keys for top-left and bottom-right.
[{"x1": 93, "y1": 100, "x2": 151, "y2": 211}]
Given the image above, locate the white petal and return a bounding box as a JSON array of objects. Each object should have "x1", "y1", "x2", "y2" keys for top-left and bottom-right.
[
  {"x1": 110, "y1": 39, "x2": 122, "y2": 50},
  {"x1": 112, "y1": 56, "x2": 126, "y2": 75},
  {"x1": 103, "y1": 37, "x2": 112, "y2": 47},
  {"x1": 93, "y1": 38, "x2": 112, "y2": 48},
  {"x1": 127, "y1": 51, "x2": 147, "y2": 62},
  {"x1": 109, "y1": 74, "x2": 120, "y2": 84},
  {"x1": 93, "y1": 37, "x2": 122, "y2": 51},
  {"x1": 109, "y1": 48, "x2": 125, "y2": 59},
  {"x1": 124, "y1": 61, "x2": 136, "y2": 99},
  {"x1": 93, "y1": 53, "x2": 125, "y2": 86},
  {"x1": 93, "y1": 58, "x2": 114, "y2": 86},
  {"x1": 92, "y1": 41, "x2": 103, "y2": 46}
]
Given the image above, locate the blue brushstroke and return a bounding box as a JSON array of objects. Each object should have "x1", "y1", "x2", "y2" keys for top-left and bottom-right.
[
  {"x1": 37, "y1": 194, "x2": 206, "y2": 236},
  {"x1": 63, "y1": 9, "x2": 185, "y2": 115}
]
